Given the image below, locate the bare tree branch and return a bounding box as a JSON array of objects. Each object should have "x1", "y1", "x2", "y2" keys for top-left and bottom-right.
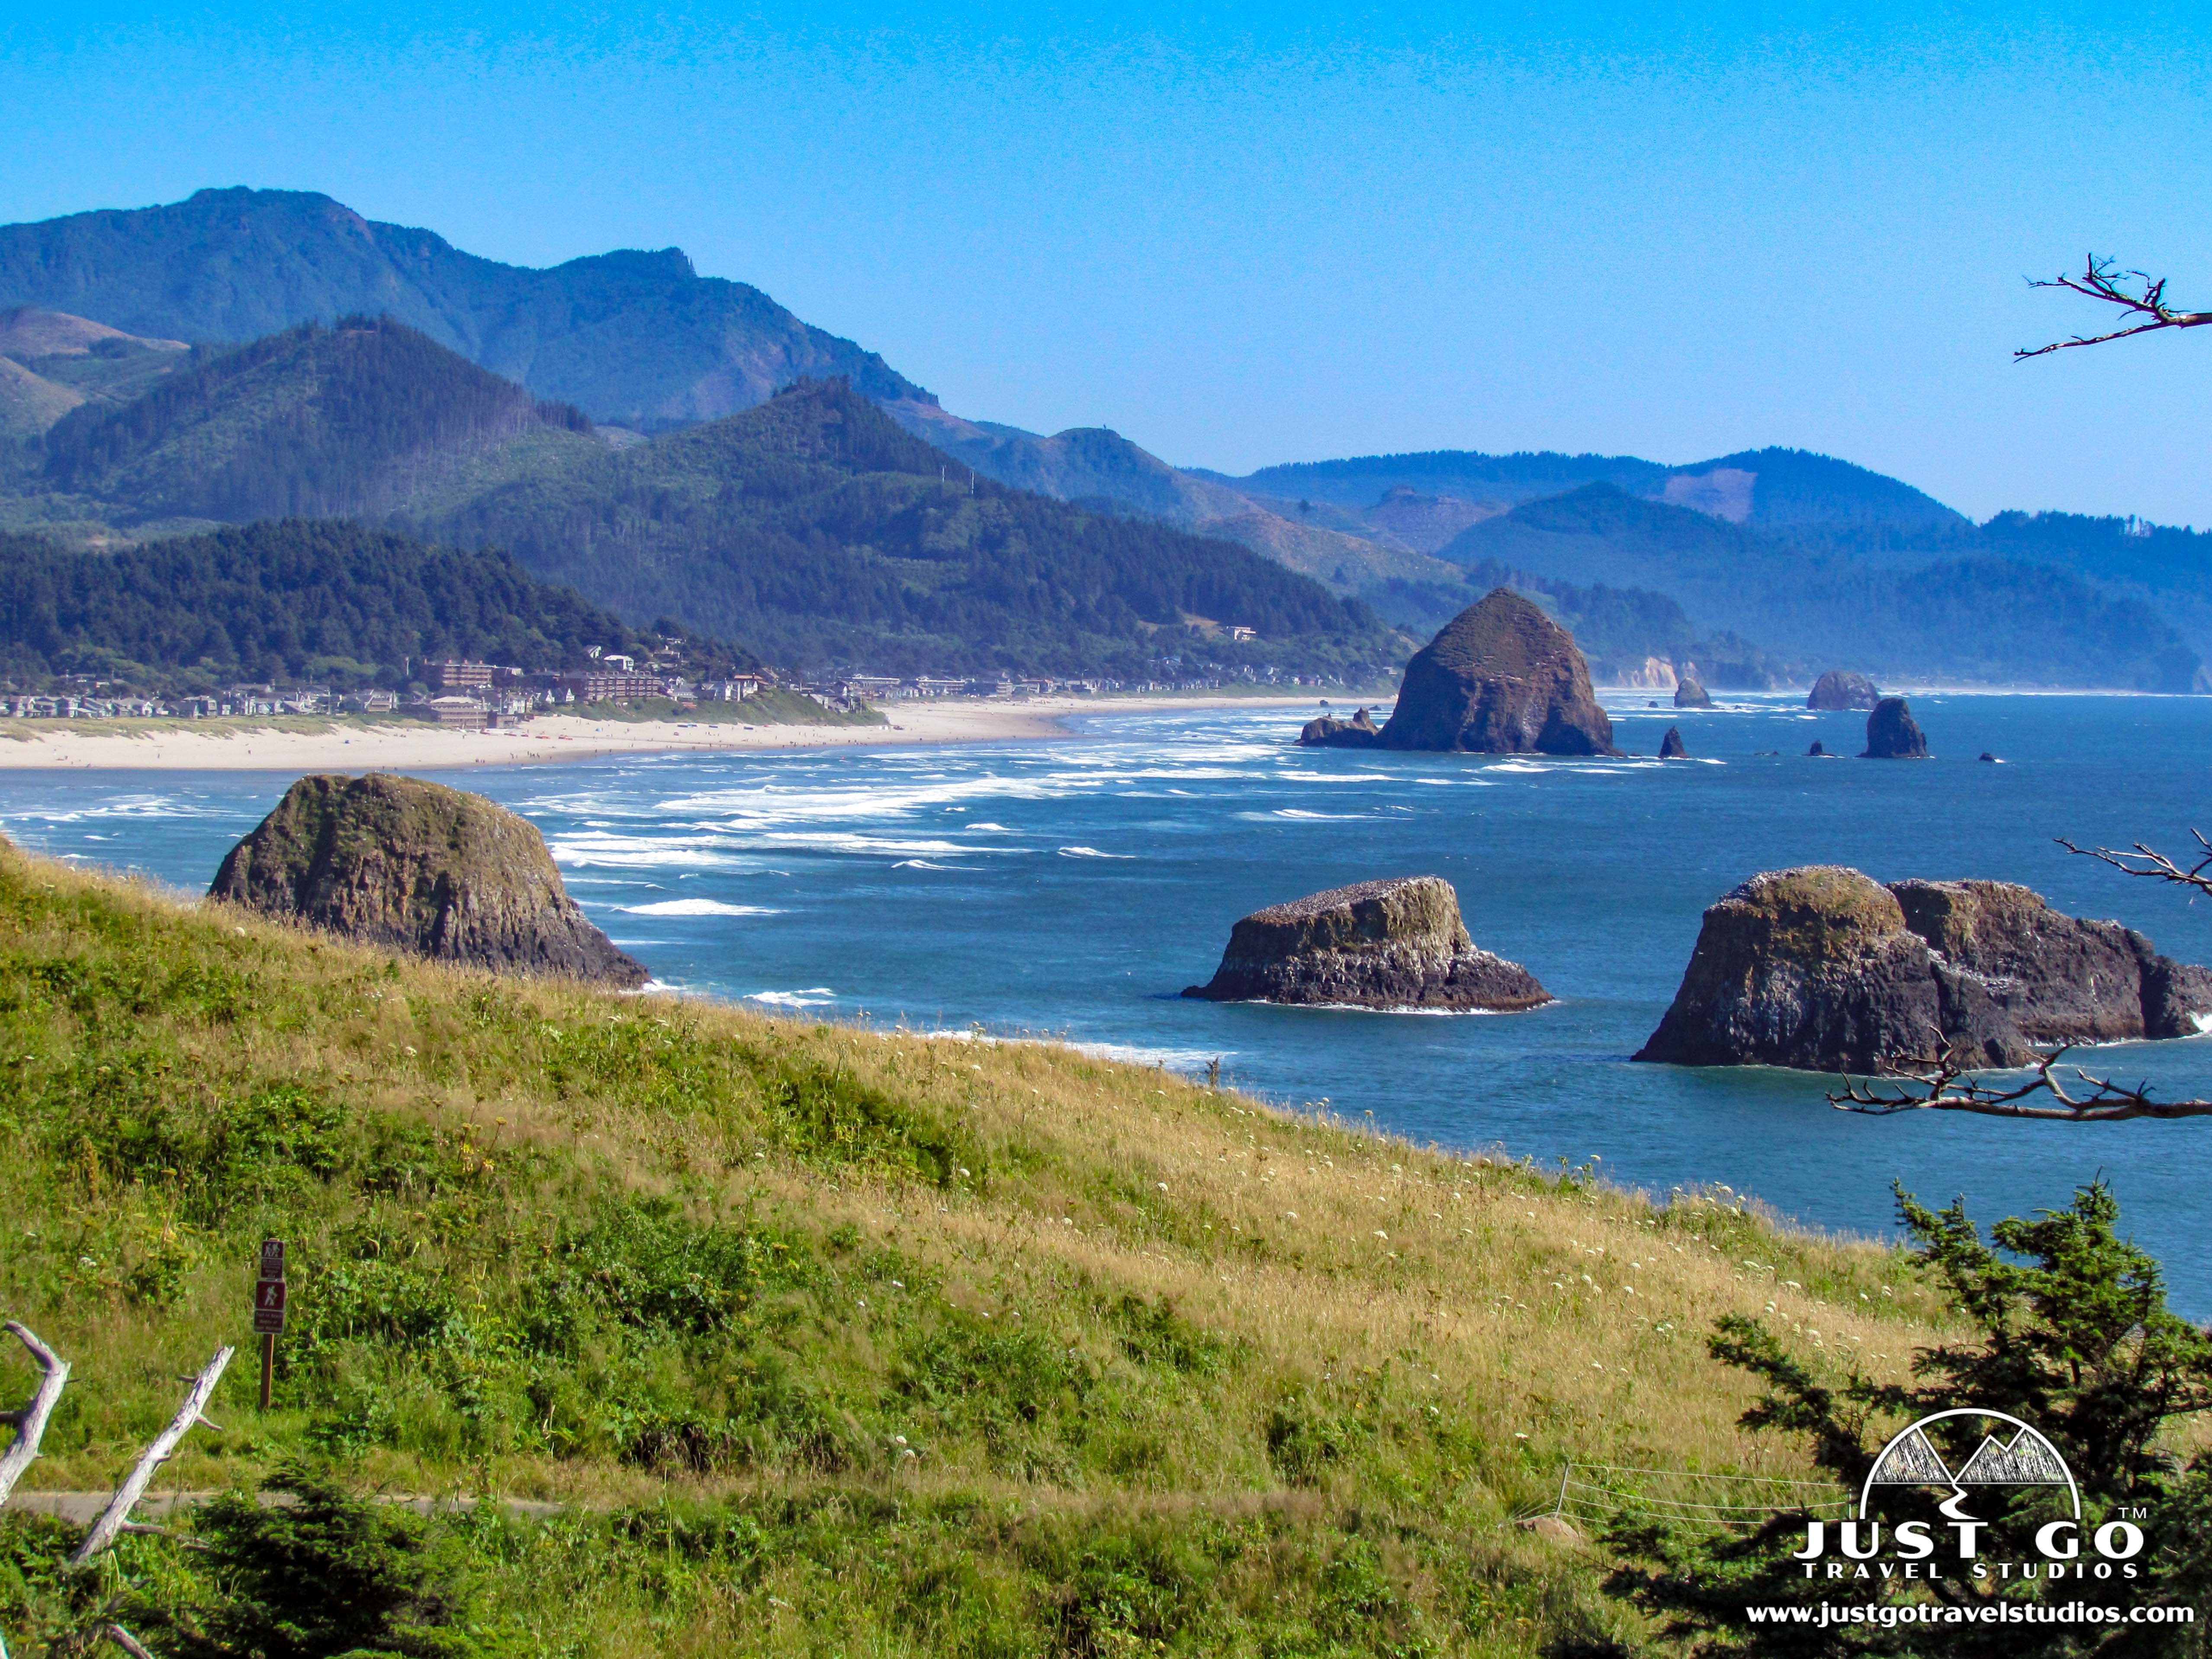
[
  {"x1": 103, "y1": 1627, "x2": 158, "y2": 1659},
  {"x1": 1831, "y1": 1044, "x2": 2212, "y2": 1122},
  {"x1": 2058, "y1": 831, "x2": 2212, "y2": 897},
  {"x1": 0, "y1": 1321, "x2": 70, "y2": 1505},
  {"x1": 2017, "y1": 256, "x2": 2212, "y2": 359},
  {"x1": 70, "y1": 1345, "x2": 233, "y2": 1566}
]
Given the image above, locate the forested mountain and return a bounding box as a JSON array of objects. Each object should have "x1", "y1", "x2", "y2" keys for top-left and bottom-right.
[
  {"x1": 0, "y1": 189, "x2": 929, "y2": 429},
  {"x1": 409, "y1": 379, "x2": 1400, "y2": 677},
  {"x1": 1438, "y1": 485, "x2": 2202, "y2": 691},
  {"x1": 0, "y1": 306, "x2": 1394, "y2": 678},
  {"x1": 0, "y1": 520, "x2": 722, "y2": 689},
  {"x1": 41, "y1": 317, "x2": 592, "y2": 522}
]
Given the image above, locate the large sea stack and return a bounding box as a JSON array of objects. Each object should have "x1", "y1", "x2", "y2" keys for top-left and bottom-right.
[
  {"x1": 1807, "y1": 671, "x2": 1880, "y2": 711},
  {"x1": 1862, "y1": 697, "x2": 1929, "y2": 759},
  {"x1": 1183, "y1": 876, "x2": 1550, "y2": 1011},
  {"x1": 210, "y1": 773, "x2": 648, "y2": 986},
  {"x1": 1303, "y1": 588, "x2": 1619, "y2": 755},
  {"x1": 1635, "y1": 866, "x2": 2212, "y2": 1072}
]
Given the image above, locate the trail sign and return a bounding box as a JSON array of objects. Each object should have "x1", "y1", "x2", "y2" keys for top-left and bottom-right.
[
  {"x1": 252, "y1": 1277, "x2": 288, "y2": 1334},
  {"x1": 254, "y1": 1238, "x2": 287, "y2": 1408}
]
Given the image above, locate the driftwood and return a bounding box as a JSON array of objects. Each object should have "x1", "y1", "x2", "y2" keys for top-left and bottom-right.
[
  {"x1": 2018, "y1": 256, "x2": 2212, "y2": 358},
  {"x1": 0, "y1": 1321, "x2": 70, "y2": 1505},
  {"x1": 1831, "y1": 1043, "x2": 2212, "y2": 1122},
  {"x1": 69, "y1": 1345, "x2": 233, "y2": 1565}
]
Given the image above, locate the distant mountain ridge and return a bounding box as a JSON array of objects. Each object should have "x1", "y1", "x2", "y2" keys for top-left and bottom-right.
[{"x1": 0, "y1": 188, "x2": 929, "y2": 429}]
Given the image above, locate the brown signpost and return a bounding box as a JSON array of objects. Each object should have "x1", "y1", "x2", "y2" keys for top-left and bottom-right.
[{"x1": 254, "y1": 1239, "x2": 286, "y2": 1408}]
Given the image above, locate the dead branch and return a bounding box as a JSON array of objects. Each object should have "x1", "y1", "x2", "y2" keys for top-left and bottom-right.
[
  {"x1": 1831, "y1": 1045, "x2": 2212, "y2": 1121},
  {"x1": 0, "y1": 1321, "x2": 71, "y2": 1505},
  {"x1": 70, "y1": 1345, "x2": 233, "y2": 1565},
  {"x1": 2058, "y1": 831, "x2": 2212, "y2": 898},
  {"x1": 2018, "y1": 256, "x2": 2212, "y2": 359},
  {"x1": 103, "y1": 1627, "x2": 157, "y2": 1659}
]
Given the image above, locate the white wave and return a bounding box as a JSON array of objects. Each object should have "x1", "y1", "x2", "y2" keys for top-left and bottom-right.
[
  {"x1": 618, "y1": 899, "x2": 781, "y2": 917},
  {"x1": 965, "y1": 822, "x2": 1015, "y2": 831},
  {"x1": 1058, "y1": 846, "x2": 1133, "y2": 858},
  {"x1": 747, "y1": 987, "x2": 839, "y2": 1008},
  {"x1": 1273, "y1": 808, "x2": 1371, "y2": 820},
  {"x1": 894, "y1": 858, "x2": 981, "y2": 870}
]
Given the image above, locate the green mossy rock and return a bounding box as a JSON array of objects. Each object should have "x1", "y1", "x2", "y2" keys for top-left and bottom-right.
[
  {"x1": 209, "y1": 772, "x2": 647, "y2": 985},
  {"x1": 1183, "y1": 875, "x2": 1551, "y2": 1010}
]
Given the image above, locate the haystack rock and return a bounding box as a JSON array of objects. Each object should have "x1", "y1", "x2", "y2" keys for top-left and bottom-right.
[
  {"x1": 1673, "y1": 677, "x2": 1713, "y2": 709},
  {"x1": 1299, "y1": 707, "x2": 1380, "y2": 747},
  {"x1": 1182, "y1": 876, "x2": 1550, "y2": 1011},
  {"x1": 1658, "y1": 727, "x2": 1689, "y2": 759},
  {"x1": 1635, "y1": 866, "x2": 2212, "y2": 1072},
  {"x1": 1303, "y1": 588, "x2": 1618, "y2": 755},
  {"x1": 1807, "y1": 671, "x2": 1880, "y2": 711},
  {"x1": 1807, "y1": 740, "x2": 1829, "y2": 757},
  {"x1": 1862, "y1": 697, "x2": 1929, "y2": 759},
  {"x1": 210, "y1": 773, "x2": 648, "y2": 986}
]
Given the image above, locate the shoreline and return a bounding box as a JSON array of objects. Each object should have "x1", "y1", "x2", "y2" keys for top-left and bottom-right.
[{"x1": 0, "y1": 694, "x2": 1325, "y2": 772}]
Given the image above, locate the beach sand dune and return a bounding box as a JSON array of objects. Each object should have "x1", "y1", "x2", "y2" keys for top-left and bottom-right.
[{"x1": 0, "y1": 696, "x2": 1317, "y2": 772}]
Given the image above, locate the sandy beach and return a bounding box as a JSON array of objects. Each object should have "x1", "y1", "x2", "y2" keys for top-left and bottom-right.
[{"x1": 0, "y1": 694, "x2": 1323, "y2": 772}]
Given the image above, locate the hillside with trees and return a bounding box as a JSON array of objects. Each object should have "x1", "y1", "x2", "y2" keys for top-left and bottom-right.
[
  {"x1": 405, "y1": 377, "x2": 1405, "y2": 678},
  {"x1": 0, "y1": 519, "x2": 733, "y2": 691},
  {"x1": 39, "y1": 316, "x2": 592, "y2": 524}
]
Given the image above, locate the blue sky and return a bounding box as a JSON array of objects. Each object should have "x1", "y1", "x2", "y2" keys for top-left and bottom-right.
[{"x1": 6, "y1": 0, "x2": 2210, "y2": 523}]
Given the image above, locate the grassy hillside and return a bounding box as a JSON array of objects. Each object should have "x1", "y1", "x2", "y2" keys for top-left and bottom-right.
[
  {"x1": 0, "y1": 842, "x2": 1961, "y2": 1654},
  {"x1": 0, "y1": 520, "x2": 756, "y2": 692}
]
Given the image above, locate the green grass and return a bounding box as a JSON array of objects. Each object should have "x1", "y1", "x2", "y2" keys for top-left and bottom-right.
[
  {"x1": 566, "y1": 689, "x2": 885, "y2": 727},
  {"x1": 0, "y1": 845, "x2": 1964, "y2": 1655}
]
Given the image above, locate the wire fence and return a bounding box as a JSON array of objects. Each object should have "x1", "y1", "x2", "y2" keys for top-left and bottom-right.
[{"x1": 1518, "y1": 1463, "x2": 1853, "y2": 1534}]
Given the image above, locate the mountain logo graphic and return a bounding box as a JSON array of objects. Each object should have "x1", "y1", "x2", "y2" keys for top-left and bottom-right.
[{"x1": 1858, "y1": 1408, "x2": 2080, "y2": 1522}]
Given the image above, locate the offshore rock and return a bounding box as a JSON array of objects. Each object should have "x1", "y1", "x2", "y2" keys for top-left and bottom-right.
[
  {"x1": 1862, "y1": 697, "x2": 1929, "y2": 759},
  {"x1": 1673, "y1": 677, "x2": 1713, "y2": 709},
  {"x1": 1633, "y1": 867, "x2": 1982, "y2": 1071},
  {"x1": 1889, "y1": 879, "x2": 2212, "y2": 1042},
  {"x1": 1658, "y1": 726, "x2": 1689, "y2": 759},
  {"x1": 1183, "y1": 876, "x2": 1550, "y2": 1011},
  {"x1": 1636, "y1": 867, "x2": 2212, "y2": 1072},
  {"x1": 210, "y1": 772, "x2": 648, "y2": 985},
  {"x1": 1807, "y1": 739, "x2": 1829, "y2": 757},
  {"x1": 1347, "y1": 588, "x2": 1619, "y2": 755},
  {"x1": 1807, "y1": 671, "x2": 1880, "y2": 711},
  {"x1": 1299, "y1": 707, "x2": 1381, "y2": 748}
]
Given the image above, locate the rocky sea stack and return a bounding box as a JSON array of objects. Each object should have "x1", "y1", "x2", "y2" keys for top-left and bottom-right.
[
  {"x1": 1807, "y1": 671, "x2": 1880, "y2": 711},
  {"x1": 1634, "y1": 866, "x2": 2212, "y2": 1072},
  {"x1": 1299, "y1": 707, "x2": 1380, "y2": 748},
  {"x1": 1672, "y1": 678, "x2": 1713, "y2": 709},
  {"x1": 1302, "y1": 588, "x2": 1619, "y2": 756},
  {"x1": 1658, "y1": 727, "x2": 1689, "y2": 759},
  {"x1": 210, "y1": 773, "x2": 649, "y2": 986},
  {"x1": 1183, "y1": 876, "x2": 1550, "y2": 1011},
  {"x1": 1862, "y1": 697, "x2": 1929, "y2": 759}
]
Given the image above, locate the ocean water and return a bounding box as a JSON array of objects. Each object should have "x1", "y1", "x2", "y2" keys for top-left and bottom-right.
[{"x1": 9, "y1": 691, "x2": 2212, "y2": 1307}]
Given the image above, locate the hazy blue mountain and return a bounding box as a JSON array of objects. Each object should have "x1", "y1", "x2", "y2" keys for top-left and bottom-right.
[
  {"x1": 1438, "y1": 484, "x2": 2200, "y2": 691},
  {"x1": 0, "y1": 188, "x2": 929, "y2": 430}
]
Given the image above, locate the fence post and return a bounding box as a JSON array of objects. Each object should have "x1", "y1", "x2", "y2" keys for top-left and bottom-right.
[{"x1": 1554, "y1": 1462, "x2": 1572, "y2": 1518}]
